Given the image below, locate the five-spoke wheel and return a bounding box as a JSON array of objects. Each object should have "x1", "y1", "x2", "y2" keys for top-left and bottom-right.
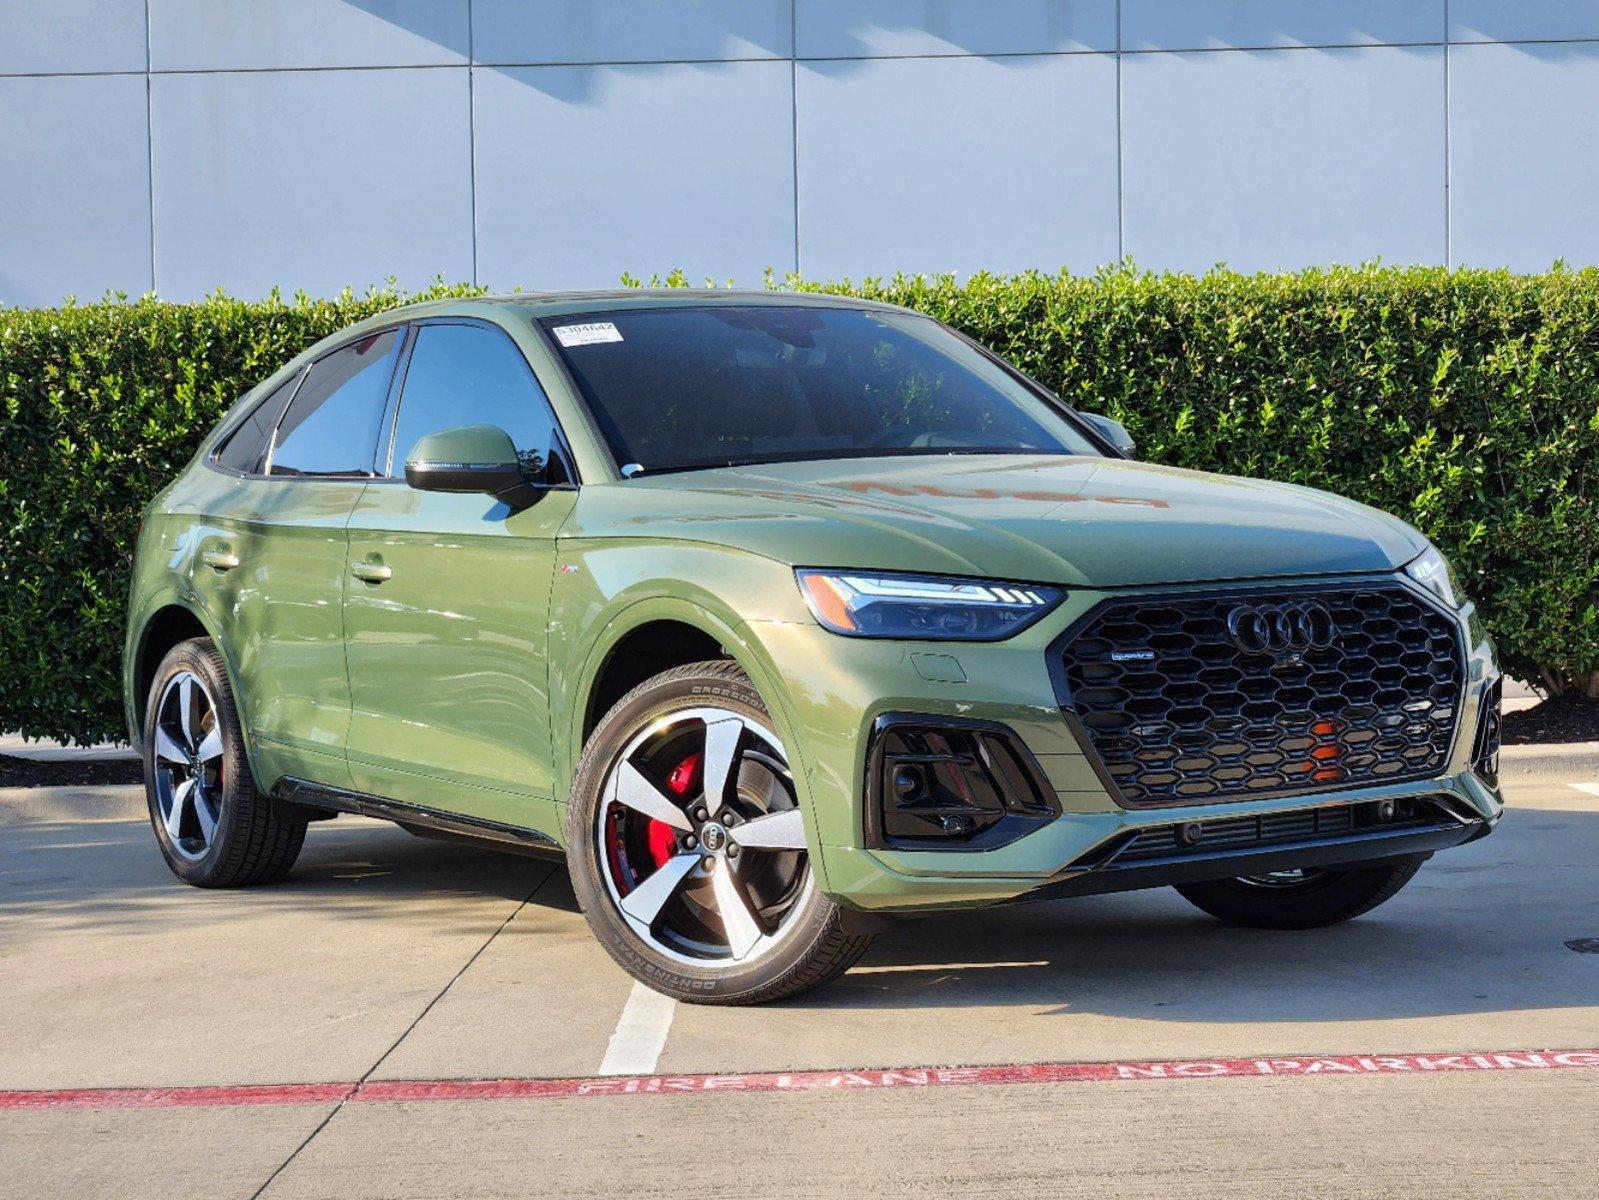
[
  {"x1": 151, "y1": 670, "x2": 226, "y2": 860},
  {"x1": 599, "y1": 708, "x2": 812, "y2": 965},
  {"x1": 142, "y1": 637, "x2": 306, "y2": 886},
  {"x1": 568, "y1": 661, "x2": 873, "y2": 1003}
]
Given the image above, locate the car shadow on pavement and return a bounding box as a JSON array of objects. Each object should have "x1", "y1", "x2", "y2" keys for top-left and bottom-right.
[
  {"x1": 4, "y1": 805, "x2": 1592, "y2": 1028},
  {"x1": 0, "y1": 818, "x2": 573, "y2": 949},
  {"x1": 785, "y1": 802, "x2": 1599, "y2": 1024}
]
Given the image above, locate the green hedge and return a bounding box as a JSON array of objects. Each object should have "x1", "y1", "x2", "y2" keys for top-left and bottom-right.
[
  {"x1": 803, "y1": 266, "x2": 1599, "y2": 699},
  {"x1": 0, "y1": 284, "x2": 480, "y2": 744},
  {"x1": 4, "y1": 267, "x2": 1597, "y2": 744}
]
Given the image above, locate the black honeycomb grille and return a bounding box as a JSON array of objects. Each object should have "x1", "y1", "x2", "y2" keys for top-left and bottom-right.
[{"x1": 1057, "y1": 584, "x2": 1465, "y2": 806}]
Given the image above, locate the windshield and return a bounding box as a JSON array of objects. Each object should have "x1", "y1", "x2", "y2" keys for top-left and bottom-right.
[{"x1": 537, "y1": 305, "x2": 1101, "y2": 474}]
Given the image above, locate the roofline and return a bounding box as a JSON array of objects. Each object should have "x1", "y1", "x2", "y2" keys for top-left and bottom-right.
[{"x1": 472, "y1": 289, "x2": 915, "y2": 316}]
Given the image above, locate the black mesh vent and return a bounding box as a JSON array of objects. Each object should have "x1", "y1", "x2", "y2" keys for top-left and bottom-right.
[
  {"x1": 1115, "y1": 798, "x2": 1442, "y2": 863},
  {"x1": 1057, "y1": 583, "x2": 1465, "y2": 806},
  {"x1": 1473, "y1": 677, "x2": 1503, "y2": 782}
]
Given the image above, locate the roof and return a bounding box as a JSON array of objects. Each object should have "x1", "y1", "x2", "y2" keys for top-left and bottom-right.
[
  {"x1": 472, "y1": 288, "x2": 911, "y2": 318},
  {"x1": 278, "y1": 288, "x2": 916, "y2": 376}
]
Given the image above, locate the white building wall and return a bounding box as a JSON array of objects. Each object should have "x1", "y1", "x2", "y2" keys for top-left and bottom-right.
[{"x1": 2, "y1": 0, "x2": 1597, "y2": 305}]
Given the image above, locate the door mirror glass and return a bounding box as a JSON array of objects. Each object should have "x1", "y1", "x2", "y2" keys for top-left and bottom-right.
[
  {"x1": 1081, "y1": 412, "x2": 1137, "y2": 457},
  {"x1": 405, "y1": 425, "x2": 533, "y2": 502}
]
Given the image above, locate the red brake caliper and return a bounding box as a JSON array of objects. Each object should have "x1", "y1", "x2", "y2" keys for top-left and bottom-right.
[
  {"x1": 609, "y1": 752, "x2": 703, "y2": 890},
  {"x1": 652, "y1": 752, "x2": 702, "y2": 867}
]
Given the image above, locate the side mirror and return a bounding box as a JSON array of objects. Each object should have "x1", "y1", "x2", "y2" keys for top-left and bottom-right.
[
  {"x1": 1081, "y1": 412, "x2": 1137, "y2": 458},
  {"x1": 405, "y1": 425, "x2": 539, "y2": 506}
]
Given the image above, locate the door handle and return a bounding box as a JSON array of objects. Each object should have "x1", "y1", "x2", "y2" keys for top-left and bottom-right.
[
  {"x1": 200, "y1": 548, "x2": 240, "y2": 571},
  {"x1": 351, "y1": 560, "x2": 392, "y2": 584}
]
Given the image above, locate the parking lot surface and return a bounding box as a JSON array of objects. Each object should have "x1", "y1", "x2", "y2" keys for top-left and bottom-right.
[{"x1": 3, "y1": 755, "x2": 1596, "y2": 1198}]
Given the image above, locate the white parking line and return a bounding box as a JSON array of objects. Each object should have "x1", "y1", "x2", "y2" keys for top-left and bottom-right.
[
  {"x1": 1568, "y1": 783, "x2": 1599, "y2": 797},
  {"x1": 597, "y1": 983, "x2": 678, "y2": 1076}
]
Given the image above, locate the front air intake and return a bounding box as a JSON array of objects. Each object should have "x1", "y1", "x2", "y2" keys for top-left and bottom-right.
[
  {"x1": 1113, "y1": 796, "x2": 1450, "y2": 864},
  {"x1": 864, "y1": 715, "x2": 1058, "y2": 850},
  {"x1": 1472, "y1": 677, "x2": 1503, "y2": 782}
]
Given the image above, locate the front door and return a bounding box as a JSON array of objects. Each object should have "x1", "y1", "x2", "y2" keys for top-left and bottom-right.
[{"x1": 343, "y1": 319, "x2": 576, "y2": 835}]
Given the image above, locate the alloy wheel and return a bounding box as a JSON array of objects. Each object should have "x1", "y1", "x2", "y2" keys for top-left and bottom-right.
[
  {"x1": 596, "y1": 707, "x2": 812, "y2": 966},
  {"x1": 151, "y1": 670, "x2": 226, "y2": 861}
]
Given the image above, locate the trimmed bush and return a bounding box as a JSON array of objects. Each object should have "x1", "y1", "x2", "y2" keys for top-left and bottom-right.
[
  {"x1": 0, "y1": 285, "x2": 480, "y2": 744},
  {"x1": 803, "y1": 266, "x2": 1599, "y2": 699},
  {"x1": 3, "y1": 266, "x2": 1596, "y2": 743}
]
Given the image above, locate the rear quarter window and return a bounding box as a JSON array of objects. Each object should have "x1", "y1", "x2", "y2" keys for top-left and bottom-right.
[{"x1": 213, "y1": 369, "x2": 302, "y2": 475}]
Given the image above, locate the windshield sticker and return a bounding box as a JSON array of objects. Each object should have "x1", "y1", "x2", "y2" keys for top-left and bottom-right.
[{"x1": 552, "y1": 321, "x2": 623, "y2": 347}]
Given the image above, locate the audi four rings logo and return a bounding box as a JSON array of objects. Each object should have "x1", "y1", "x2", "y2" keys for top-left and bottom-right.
[{"x1": 1225, "y1": 601, "x2": 1337, "y2": 655}]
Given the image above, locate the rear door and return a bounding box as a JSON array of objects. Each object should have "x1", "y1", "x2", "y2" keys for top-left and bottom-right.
[
  {"x1": 343, "y1": 318, "x2": 577, "y2": 833},
  {"x1": 193, "y1": 328, "x2": 402, "y2": 791}
]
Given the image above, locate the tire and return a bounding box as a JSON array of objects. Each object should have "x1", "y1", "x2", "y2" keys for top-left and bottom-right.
[
  {"x1": 142, "y1": 637, "x2": 306, "y2": 887},
  {"x1": 566, "y1": 660, "x2": 872, "y2": 1004},
  {"x1": 1173, "y1": 859, "x2": 1424, "y2": 930}
]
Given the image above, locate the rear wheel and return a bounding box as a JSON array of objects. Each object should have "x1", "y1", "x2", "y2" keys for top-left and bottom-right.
[
  {"x1": 1174, "y1": 859, "x2": 1424, "y2": 930},
  {"x1": 143, "y1": 638, "x2": 306, "y2": 887},
  {"x1": 566, "y1": 661, "x2": 872, "y2": 1004}
]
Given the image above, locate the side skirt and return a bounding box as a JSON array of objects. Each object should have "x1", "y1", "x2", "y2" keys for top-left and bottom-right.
[{"x1": 274, "y1": 776, "x2": 565, "y2": 862}]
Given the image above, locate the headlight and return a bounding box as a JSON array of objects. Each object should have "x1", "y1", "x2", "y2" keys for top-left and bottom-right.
[
  {"x1": 796, "y1": 569, "x2": 1065, "y2": 640},
  {"x1": 1404, "y1": 544, "x2": 1464, "y2": 608}
]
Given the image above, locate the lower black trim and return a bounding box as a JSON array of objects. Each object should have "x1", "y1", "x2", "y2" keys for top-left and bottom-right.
[
  {"x1": 275, "y1": 777, "x2": 564, "y2": 860},
  {"x1": 1017, "y1": 818, "x2": 1487, "y2": 903}
]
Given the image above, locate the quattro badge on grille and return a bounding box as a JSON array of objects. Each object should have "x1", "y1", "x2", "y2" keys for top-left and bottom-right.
[
  {"x1": 1225, "y1": 600, "x2": 1337, "y2": 657},
  {"x1": 1110, "y1": 649, "x2": 1156, "y2": 663}
]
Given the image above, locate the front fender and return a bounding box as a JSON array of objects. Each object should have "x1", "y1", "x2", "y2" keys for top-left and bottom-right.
[{"x1": 550, "y1": 540, "x2": 830, "y2": 886}]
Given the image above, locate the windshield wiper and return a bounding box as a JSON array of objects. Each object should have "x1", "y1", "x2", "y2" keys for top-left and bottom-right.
[{"x1": 623, "y1": 447, "x2": 1073, "y2": 478}]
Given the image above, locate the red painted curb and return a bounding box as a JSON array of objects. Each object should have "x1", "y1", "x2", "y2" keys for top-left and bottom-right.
[
  {"x1": 0, "y1": 1082, "x2": 354, "y2": 1111},
  {"x1": 4, "y1": 1049, "x2": 1596, "y2": 1112}
]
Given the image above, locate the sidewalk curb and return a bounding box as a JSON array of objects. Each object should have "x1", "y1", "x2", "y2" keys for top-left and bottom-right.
[
  {"x1": 0, "y1": 785, "x2": 145, "y2": 825},
  {"x1": 1499, "y1": 741, "x2": 1599, "y2": 778}
]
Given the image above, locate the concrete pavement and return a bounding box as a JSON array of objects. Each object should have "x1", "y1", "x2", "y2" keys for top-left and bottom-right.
[{"x1": 2, "y1": 759, "x2": 1596, "y2": 1198}]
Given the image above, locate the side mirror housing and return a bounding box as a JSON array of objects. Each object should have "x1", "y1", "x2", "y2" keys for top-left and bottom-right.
[
  {"x1": 405, "y1": 425, "x2": 538, "y2": 506},
  {"x1": 1081, "y1": 412, "x2": 1137, "y2": 458}
]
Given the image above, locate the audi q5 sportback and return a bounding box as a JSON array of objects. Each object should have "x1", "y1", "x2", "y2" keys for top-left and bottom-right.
[{"x1": 124, "y1": 292, "x2": 1504, "y2": 1003}]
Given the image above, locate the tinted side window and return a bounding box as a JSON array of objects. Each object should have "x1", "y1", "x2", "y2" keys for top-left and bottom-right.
[
  {"x1": 214, "y1": 369, "x2": 302, "y2": 474},
  {"x1": 388, "y1": 323, "x2": 562, "y2": 483},
  {"x1": 269, "y1": 330, "x2": 401, "y2": 477}
]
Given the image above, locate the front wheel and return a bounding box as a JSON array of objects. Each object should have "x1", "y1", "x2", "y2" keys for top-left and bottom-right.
[
  {"x1": 1174, "y1": 859, "x2": 1424, "y2": 930},
  {"x1": 566, "y1": 661, "x2": 872, "y2": 1004}
]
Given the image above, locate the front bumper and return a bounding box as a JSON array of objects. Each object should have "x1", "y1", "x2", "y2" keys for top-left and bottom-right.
[
  {"x1": 1023, "y1": 794, "x2": 1490, "y2": 903},
  {"x1": 744, "y1": 571, "x2": 1505, "y2": 913}
]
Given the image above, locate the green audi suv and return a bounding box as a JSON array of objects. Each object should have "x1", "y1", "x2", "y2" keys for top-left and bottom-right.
[{"x1": 124, "y1": 291, "x2": 1504, "y2": 1003}]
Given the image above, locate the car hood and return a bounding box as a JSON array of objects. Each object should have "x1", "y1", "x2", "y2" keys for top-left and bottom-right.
[{"x1": 574, "y1": 454, "x2": 1427, "y2": 589}]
